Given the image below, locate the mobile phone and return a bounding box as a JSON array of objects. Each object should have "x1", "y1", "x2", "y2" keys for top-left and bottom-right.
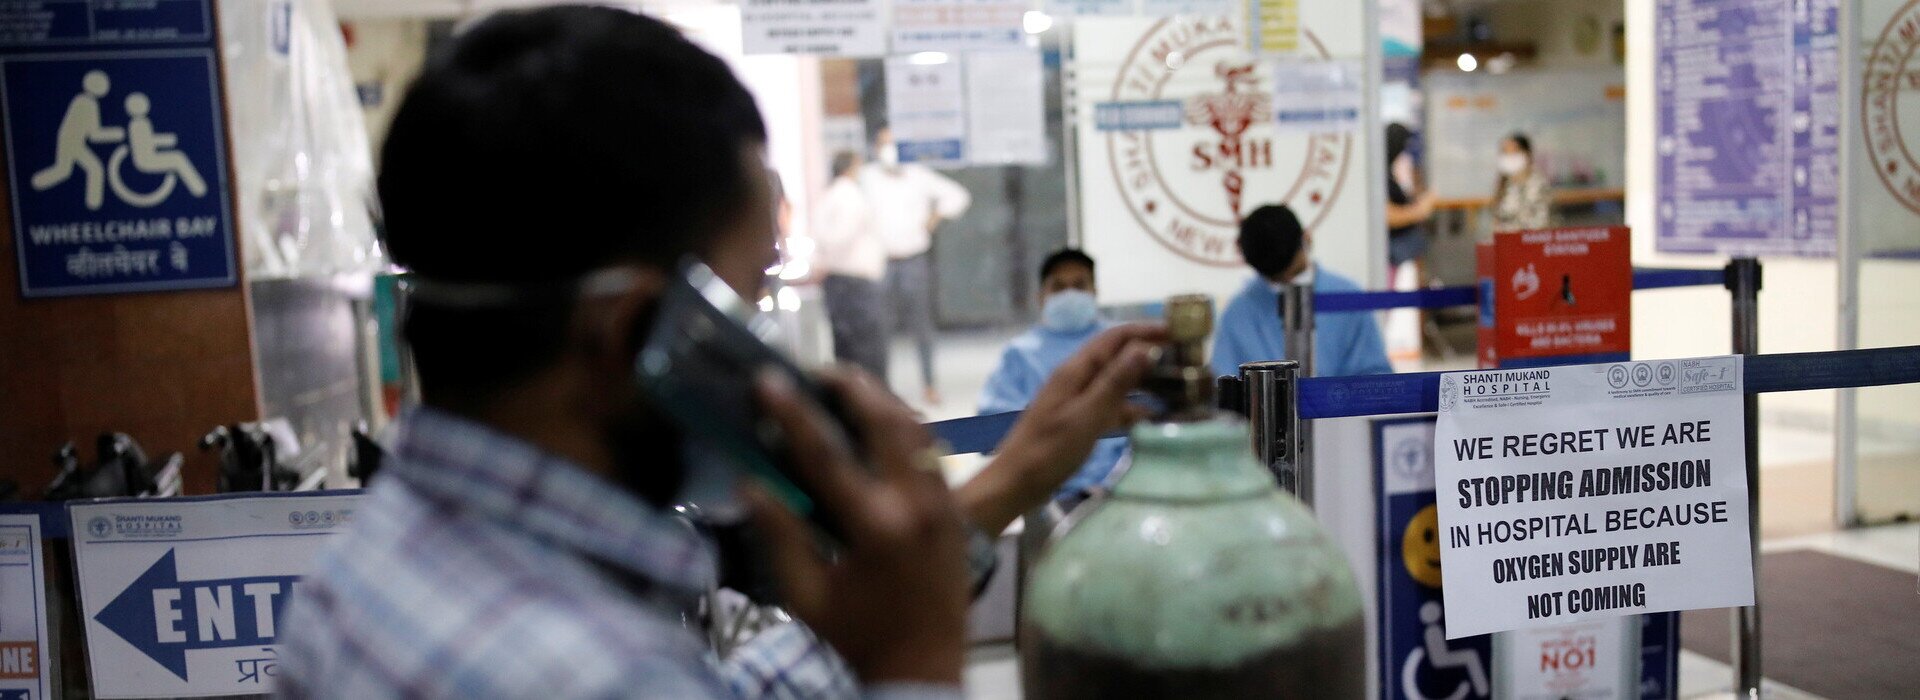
[{"x1": 635, "y1": 258, "x2": 859, "y2": 544}]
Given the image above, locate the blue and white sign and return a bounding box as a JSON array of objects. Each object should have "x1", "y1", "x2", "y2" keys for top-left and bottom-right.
[
  {"x1": 0, "y1": 514, "x2": 51, "y2": 700},
  {"x1": 1654, "y1": 0, "x2": 1837, "y2": 257},
  {"x1": 884, "y1": 56, "x2": 967, "y2": 167},
  {"x1": 69, "y1": 493, "x2": 361, "y2": 698},
  {"x1": 1093, "y1": 100, "x2": 1185, "y2": 132},
  {"x1": 1, "y1": 0, "x2": 235, "y2": 297},
  {"x1": 1375, "y1": 416, "x2": 1495, "y2": 700}
]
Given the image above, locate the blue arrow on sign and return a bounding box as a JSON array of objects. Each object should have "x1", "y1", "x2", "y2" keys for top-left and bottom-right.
[{"x1": 94, "y1": 549, "x2": 298, "y2": 681}]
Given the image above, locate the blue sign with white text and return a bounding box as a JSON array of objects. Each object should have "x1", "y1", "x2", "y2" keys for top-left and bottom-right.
[{"x1": 1, "y1": 0, "x2": 234, "y2": 298}]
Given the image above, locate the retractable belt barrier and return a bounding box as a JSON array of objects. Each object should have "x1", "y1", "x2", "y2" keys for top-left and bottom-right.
[
  {"x1": 929, "y1": 344, "x2": 1920, "y2": 456},
  {"x1": 1313, "y1": 266, "x2": 1726, "y2": 313}
]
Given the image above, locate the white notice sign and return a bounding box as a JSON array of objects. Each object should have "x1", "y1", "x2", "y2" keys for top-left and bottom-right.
[
  {"x1": 741, "y1": 0, "x2": 885, "y2": 56},
  {"x1": 70, "y1": 493, "x2": 363, "y2": 698},
  {"x1": 1433, "y1": 356, "x2": 1754, "y2": 639},
  {"x1": 892, "y1": 0, "x2": 1027, "y2": 53},
  {"x1": 1269, "y1": 58, "x2": 1363, "y2": 132},
  {"x1": 0, "y1": 514, "x2": 50, "y2": 700},
  {"x1": 885, "y1": 57, "x2": 968, "y2": 166},
  {"x1": 964, "y1": 50, "x2": 1047, "y2": 165}
]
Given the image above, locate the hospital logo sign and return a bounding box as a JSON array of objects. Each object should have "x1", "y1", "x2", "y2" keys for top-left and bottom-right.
[{"x1": 1102, "y1": 17, "x2": 1352, "y2": 267}]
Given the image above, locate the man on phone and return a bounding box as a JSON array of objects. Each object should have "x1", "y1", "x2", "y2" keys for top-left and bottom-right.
[{"x1": 275, "y1": 8, "x2": 1160, "y2": 699}]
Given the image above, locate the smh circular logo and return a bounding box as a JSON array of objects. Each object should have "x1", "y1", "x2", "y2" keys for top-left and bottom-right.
[
  {"x1": 1105, "y1": 17, "x2": 1352, "y2": 266},
  {"x1": 87, "y1": 516, "x2": 112, "y2": 538}
]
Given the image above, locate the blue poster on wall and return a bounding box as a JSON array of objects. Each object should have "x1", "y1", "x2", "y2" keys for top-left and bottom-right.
[
  {"x1": 1653, "y1": 0, "x2": 1837, "y2": 257},
  {"x1": 1, "y1": 0, "x2": 234, "y2": 298},
  {"x1": 1376, "y1": 416, "x2": 1496, "y2": 700}
]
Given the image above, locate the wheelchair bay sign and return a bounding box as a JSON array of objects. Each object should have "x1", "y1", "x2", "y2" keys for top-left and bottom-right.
[{"x1": 0, "y1": 0, "x2": 237, "y2": 297}]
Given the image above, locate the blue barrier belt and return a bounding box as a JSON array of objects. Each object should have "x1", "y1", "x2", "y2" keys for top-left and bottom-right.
[
  {"x1": 15, "y1": 345, "x2": 1912, "y2": 536},
  {"x1": 1312, "y1": 267, "x2": 1725, "y2": 313},
  {"x1": 931, "y1": 344, "x2": 1920, "y2": 454}
]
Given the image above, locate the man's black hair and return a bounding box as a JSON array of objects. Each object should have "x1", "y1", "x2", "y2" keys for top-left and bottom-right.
[
  {"x1": 1038, "y1": 248, "x2": 1095, "y2": 284},
  {"x1": 1237, "y1": 205, "x2": 1305, "y2": 280},
  {"x1": 1507, "y1": 132, "x2": 1533, "y2": 154},
  {"x1": 1387, "y1": 122, "x2": 1413, "y2": 162},
  {"x1": 382, "y1": 6, "x2": 767, "y2": 407}
]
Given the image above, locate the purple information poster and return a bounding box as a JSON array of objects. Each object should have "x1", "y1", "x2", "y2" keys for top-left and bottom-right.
[{"x1": 1655, "y1": 0, "x2": 1837, "y2": 257}]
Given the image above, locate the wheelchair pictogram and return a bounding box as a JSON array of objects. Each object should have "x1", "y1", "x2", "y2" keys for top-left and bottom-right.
[
  {"x1": 1399, "y1": 602, "x2": 1490, "y2": 700},
  {"x1": 28, "y1": 70, "x2": 208, "y2": 211}
]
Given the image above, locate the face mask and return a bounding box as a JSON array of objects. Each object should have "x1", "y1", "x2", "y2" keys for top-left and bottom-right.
[
  {"x1": 877, "y1": 143, "x2": 900, "y2": 167},
  {"x1": 1040, "y1": 289, "x2": 1100, "y2": 332},
  {"x1": 1498, "y1": 153, "x2": 1529, "y2": 176}
]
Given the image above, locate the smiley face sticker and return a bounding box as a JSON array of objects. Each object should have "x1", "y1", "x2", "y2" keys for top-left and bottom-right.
[{"x1": 1402, "y1": 504, "x2": 1444, "y2": 588}]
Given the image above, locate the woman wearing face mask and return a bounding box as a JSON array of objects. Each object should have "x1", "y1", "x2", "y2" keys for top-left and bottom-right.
[
  {"x1": 1490, "y1": 133, "x2": 1552, "y2": 233},
  {"x1": 978, "y1": 249, "x2": 1126, "y2": 500}
]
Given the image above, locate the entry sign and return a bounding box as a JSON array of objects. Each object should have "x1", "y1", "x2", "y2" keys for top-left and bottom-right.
[
  {"x1": 69, "y1": 493, "x2": 362, "y2": 698},
  {"x1": 0, "y1": 515, "x2": 51, "y2": 700},
  {"x1": 1433, "y1": 356, "x2": 1754, "y2": 639},
  {"x1": 0, "y1": 0, "x2": 237, "y2": 297}
]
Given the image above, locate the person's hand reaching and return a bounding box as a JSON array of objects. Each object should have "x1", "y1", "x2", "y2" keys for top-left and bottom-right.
[
  {"x1": 745, "y1": 368, "x2": 968, "y2": 686},
  {"x1": 957, "y1": 323, "x2": 1168, "y2": 534}
]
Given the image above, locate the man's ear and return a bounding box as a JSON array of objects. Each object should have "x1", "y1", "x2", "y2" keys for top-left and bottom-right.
[{"x1": 582, "y1": 267, "x2": 668, "y2": 374}]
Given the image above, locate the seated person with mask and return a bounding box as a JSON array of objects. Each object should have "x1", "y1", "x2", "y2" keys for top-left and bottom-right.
[
  {"x1": 979, "y1": 249, "x2": 1128, "y2": 498},
  {"x1": 1213, "y1": 204, "x2": 1393, "y2": 378}
]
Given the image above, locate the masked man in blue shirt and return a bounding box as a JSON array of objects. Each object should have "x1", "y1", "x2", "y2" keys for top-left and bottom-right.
[
  {"x1": 1213, "y1": 204, "x2": 1394, "y2": 378},
  {"x1": 979, "y1": 249, "x2": 1128, "y2": 497}
]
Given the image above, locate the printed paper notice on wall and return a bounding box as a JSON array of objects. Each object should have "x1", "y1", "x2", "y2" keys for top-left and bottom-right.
[
  {"x1": 891, "y1": 0, "x2": 1026, "y2": 54},
  {"x1": 740, "y1": 0, "x2": 885, "y2": 57},
  {"x1": 964, "y1": 50, "x2": 1047, "y2": 165},
  {"x1": 1252, "y1": 0, "x2": 1299, "y2": 53},
  {"x1": 1433, "y1": 356, "x2": 1755, "y2": 638},
  {"x1": 884, "y1": 56, "x2": 967, "y2": 166},
  {"x1": 1267, "y1": 58, "x2": 1361, "y2": 132}
]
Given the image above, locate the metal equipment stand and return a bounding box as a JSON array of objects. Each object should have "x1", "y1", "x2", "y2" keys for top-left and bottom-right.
[
  {"x1": 1280, "y1": 282, "x2": 1316, "y2": 505},
  {"x1": 1726, "y1": 257, "x2": 1763, "y2": 699},
  {"x1": 1239, "y1": 360, "x2": 1305, "y2": 504}
]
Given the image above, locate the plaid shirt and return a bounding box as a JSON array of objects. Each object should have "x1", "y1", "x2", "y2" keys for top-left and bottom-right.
[{"x1": 276, "y1": 408, "x2": 959, "y2": 700}]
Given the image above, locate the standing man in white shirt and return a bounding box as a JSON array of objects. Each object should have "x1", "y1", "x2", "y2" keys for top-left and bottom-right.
[
  {"x1": 813, "y1": 151, "x2": 889, "y2": 378},
  {"x1": 862, "y1": 125, "x2": 972, "y2": 405}
]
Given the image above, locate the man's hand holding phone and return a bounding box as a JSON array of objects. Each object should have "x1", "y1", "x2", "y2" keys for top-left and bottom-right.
[{"x1": 745, "y1": 368, "x2": 968, "y2": 687}]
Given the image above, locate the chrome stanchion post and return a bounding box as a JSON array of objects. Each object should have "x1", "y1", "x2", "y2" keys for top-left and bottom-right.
[
  {"x1": 1726, "y1": 257, "x2": 1762, "y2": 698},
  {"x1": 1281, "y1": 282, "x2": 1315, "y2": 505},
  {"x1": 1239, "y1": 360, "x2": 1303, "y2": 504}
]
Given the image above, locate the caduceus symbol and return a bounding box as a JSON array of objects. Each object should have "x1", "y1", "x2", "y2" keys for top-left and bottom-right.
[{"x1": 1186, "y1": 61, "x2": 1272, "y2": 222}]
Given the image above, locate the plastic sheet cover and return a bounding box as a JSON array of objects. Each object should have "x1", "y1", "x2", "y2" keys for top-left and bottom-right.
[{"x1": 220, "y1": 0, "x2": 384, "y2": 279}]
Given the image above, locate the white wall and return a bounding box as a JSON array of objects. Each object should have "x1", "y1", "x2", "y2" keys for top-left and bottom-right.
[{"x1": 341, "y1": 18, "x2": 429, "y2": 152}]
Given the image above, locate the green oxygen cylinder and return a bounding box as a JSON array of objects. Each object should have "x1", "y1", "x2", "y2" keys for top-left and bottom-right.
[{"x1": 1019, "y1": 294, "x2": 1367, "y2": 699}]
